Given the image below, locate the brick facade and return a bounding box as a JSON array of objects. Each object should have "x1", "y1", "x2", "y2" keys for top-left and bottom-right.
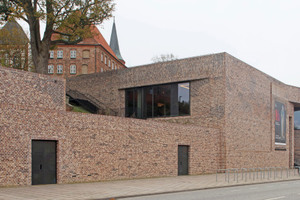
[
  {"x1": 67, "y1": 52, "x2": 300, "y2": 170},
  {"x1": 48, "y1": 25, "x2": 126, "y2": 78},
  {"x1": 2, "y1": 52, "x2": 300, "y2": 186},
  {"x1": 0, "y1": 66, "x2": 220, "y2": 186}
]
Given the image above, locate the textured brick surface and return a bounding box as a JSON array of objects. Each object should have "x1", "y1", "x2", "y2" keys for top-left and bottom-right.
[
  {"x1": 224, "y1": 54, "x2": 295, "y2": 168},
  {"x1": 67, "y1": 52, "x2": 300, "y2": 170},
  {"x1": 2, "y1": 52, "x2": 300, "y2": 187},
  {"x1": 67, "y1": 53, "x2": 226, "y2": 128},
  {"x1": 0, "y1": 66, "x2": 220, "y2": 186}
]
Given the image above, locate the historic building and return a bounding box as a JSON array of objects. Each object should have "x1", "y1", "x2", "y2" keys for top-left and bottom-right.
[
  {"x1": 47, "y1": 21, "x2": 126, "y2": 78},
  {"x1": 0, "y1": 19, "x2": 29, "y2": 70},
  {"x1": 1, "y1": 52, "x2": 300, "y2": 186}
]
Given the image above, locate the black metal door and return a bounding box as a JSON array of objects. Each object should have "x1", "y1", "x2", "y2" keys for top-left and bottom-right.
[
  {"x1": 178, "y1": 145, "x2": 189, "y2": 175},
  {"x1": 32, "y1": 140, "x2": 57, "y2": 185}
]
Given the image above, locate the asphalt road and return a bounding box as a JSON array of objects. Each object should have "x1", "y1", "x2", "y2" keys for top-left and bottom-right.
[{"x1": 120, "y1": 180, "x2": 300, "y2": 200}]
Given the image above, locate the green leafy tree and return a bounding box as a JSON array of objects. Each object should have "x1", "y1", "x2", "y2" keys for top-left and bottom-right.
[{"x1": 0, "y1": 0, "x2": 115, "y2": 74}]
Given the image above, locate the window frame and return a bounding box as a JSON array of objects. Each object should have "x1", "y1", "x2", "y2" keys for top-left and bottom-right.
[
  {"x1": 48, "y1": 65, "x2": 54, "y2": 74},
  {"x1": 57, "y1": 65, "x2": 63, "y2": 74},
  {"x1": 70, "y1": 50, "x2": 76, "y2": 59},
  {"x1": 49, "y1": 50, "x2": 54, "y2": 59},
  {"x1": 125, "y1": 81, "x2": 190, "y2": 119},
  {"x1": 57, "y1": 50, "x2": 63, "y2": 59},
  {"x1": 70, "y1": 64, "x2": 76, "y2": 74}
]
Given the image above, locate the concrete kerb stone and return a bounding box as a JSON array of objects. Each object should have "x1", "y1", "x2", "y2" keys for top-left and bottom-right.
[{"x1": 94, "y1": 177, "x2": 300, "y2": 200}]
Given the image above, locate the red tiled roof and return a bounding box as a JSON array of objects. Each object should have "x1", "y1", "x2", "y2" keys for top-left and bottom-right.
[
  {"x1": 78, "y1": 25, "x2": 118, "y2": 59},
  {"x1": 51, "y1": 25, "x2": 119, "y2": 61}
]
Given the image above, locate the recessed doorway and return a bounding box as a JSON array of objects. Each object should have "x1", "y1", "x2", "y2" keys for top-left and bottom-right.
[
  {"x1": 32, "y1": 140, "x2": 57, "y2": 185},
  {"x1": 178, "y1": 145, "x2": 189, "y2": 175}
]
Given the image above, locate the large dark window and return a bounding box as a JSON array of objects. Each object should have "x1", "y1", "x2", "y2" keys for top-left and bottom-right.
[
  {"x1": 125, "y1": 82, "x2": 190, "y2": 119},
  {"x1": 294, "y1": 110, "x2": 300, "y2": 130}
]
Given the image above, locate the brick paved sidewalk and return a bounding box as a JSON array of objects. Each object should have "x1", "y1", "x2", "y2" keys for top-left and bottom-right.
[{"x1": 0, "y1": 171, "x2": 300, "y2": 200}]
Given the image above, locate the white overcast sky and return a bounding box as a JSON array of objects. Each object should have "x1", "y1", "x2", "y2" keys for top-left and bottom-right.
[
  {"x1": 99, "y1": 0, "x2": 300, "y2": 87},
  {"x1": 18, "y1": 0, "x2": 300, "y2": 87}
]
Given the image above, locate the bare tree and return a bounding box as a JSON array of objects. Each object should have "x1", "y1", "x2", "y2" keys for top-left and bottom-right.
[{"x1": 152, "y1": 53, "x2": 178, "y2": 63}]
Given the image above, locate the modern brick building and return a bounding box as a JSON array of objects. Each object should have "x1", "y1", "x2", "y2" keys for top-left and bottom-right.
[
  {"x1": 1, "y1": 52, "x2": 300, "y2": 186},
  {"x1": 47, "y1": 21, "x2": 126, "y2": 78},
  {"x1": 67, "y1": 52, "x2": 300, "y2": 169}
]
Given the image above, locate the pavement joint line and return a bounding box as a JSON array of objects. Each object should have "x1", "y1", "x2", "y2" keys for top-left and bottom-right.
[
  {"x1": 264, "y1": 196, "x2": 286, "y2": 200},
  {"x1": 92, "y1": 178, "x2": 300, "y2": 200}
]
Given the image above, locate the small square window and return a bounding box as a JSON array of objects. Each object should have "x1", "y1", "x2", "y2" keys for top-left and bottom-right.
[
  {"x1": 57, "y1": 50, "x2": 63, "y2": 59},
  {"x1": 48, "y1": 65, "x2": 54, "y2": 74},
  {"x1": 70, "y1": 50, "x2": 76, "y2": 59},
  {"x1": 57, "y1": 65, "x2": 63, "y2": 74},
  {"x1": 49, "y1": 50, "x2": 54, "y2": 59},
  {"x1": 70, "y1": 64, "x2": 76, "y2": 74}
]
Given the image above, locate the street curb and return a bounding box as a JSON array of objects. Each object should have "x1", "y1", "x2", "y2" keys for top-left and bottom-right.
[{"x1": 94, "y1": 178, "x2": 300, "y2": 200}]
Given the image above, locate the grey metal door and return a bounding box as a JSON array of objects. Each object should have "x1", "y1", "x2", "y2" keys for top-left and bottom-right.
[
  {"x1": 178, "y1": 145, "x2": 189, "y2": 175},
  {"x1": 32, "y1": 140, "x2": 57, "y2": 185}
]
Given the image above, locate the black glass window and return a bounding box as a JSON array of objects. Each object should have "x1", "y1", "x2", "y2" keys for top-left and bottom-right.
[
  {"x1": 125, "y1": 82, "x2": 190, "y2": 119},
  {"x1": 295, "y1": 110, "x2": 300, "y2": 130}
]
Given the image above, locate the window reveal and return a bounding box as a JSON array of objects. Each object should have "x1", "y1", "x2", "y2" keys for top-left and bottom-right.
[{"x1": 125, "y1": 82, "x2": 190, "y2": 119}]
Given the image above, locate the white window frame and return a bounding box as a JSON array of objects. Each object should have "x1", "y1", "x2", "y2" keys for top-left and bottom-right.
[
  {"x1": 70, "y1": 50, "x2": 76, "y2": 59},
  {"x1": 70, "y1": 64, "x2": 76, "y2": 74},
  {"x1": 49, "y1": 50, "x2": 54, "y2": 59},
  {"x1": 108, "y1": 59, "x2": 111, "y2": 68},
  {"x1": 101, "y1": 68, "x2": 103, "y2": 72},
  {"x1": 112, "y1": 62, "x2": 114, "y2": 70},
  {"x1": 57, "y1": 65, "x2": 63, "y2": 74},
  {"x1": 57, "y1": 50, "x2": 63, "y2": 59},
  {"x1": 48, "y1": 65, "x2": 54, "y2": 74}
]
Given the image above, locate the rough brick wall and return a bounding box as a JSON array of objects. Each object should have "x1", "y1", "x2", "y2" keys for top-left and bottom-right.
[
  {"x1": 67, "y1": 53, "x2": 227, "y2": 129},
  {"x1": 224, "y1": 54, "x2": 293, "y2": 168},
  {"x1": 2, "y1": 51, "x2": 300, "y2": 187},
  {"x1": 0, "y1": 67, "x2": 65, "y2": 111},
  {"x1": 0, "y1": 66, "x2": 220, "y2": 186},
  {"x1": 66, "y1": 52, "x2": 300, "y2": 170}
]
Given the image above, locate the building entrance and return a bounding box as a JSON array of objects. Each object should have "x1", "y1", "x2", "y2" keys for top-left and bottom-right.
[
  {"x1": 32, "y1": 140, "x2": 57, "y2": 185},
  {"x1": 178, "y1": 145, "x2": 189, "y2": 175}
]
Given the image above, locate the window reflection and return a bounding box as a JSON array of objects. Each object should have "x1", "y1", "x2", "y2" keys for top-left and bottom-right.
[
  {"x1": 294, "y1": 110, "x2": 300, "y2": 130},
  {"x1": 178, "y1": 83, "x2": 190, "y2": 115},
  {"x1": 125, "y1": 82, "x2": 190, "y2": 119}
]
